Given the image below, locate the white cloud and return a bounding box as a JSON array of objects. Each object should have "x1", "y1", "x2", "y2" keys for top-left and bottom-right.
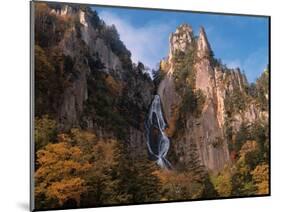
[
  {"x1": 224, "y1": 48, "x2": 267, "y2": 82},
  {"x1": 98, "y1": 11, "x2": 173, "y2": 70},
  {"x1": 242, "y1": 48, "x2": 268, "y2": 81},
  {"x1": 224, "y1": 59, "x2": 242, "y2": 70}
]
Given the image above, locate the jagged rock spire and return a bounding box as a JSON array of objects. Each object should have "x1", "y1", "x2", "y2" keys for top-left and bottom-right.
[
  {"x1": 168, "y1": 24, "x2": 194, "y2": 62},
  {"x1": 197, "y1": 27, "x2": 212, "y2": 58}
]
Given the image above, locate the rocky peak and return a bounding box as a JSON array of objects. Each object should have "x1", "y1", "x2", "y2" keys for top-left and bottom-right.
[
  {"x1": 79, "y1": 10, "x2": 88, "y2": 27},
  {"x1": 197, "y1": 27, "x2": 212, "y2": 59},
  {"x1": 49, "y1": 5, "x2": 78, "y2": 17},
  {"x1": 49, "y1": 4, "x2": 89, "y2": 28},
  {"x1": 225, "y1": 68, "x2": 248, "y2": 92},
  {"x1": 168, "y1": 24, "x2": 194, "y2": 61}
]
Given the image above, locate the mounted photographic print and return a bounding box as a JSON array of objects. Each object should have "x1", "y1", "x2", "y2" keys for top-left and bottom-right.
[{"x1": 30, "y1": 1, "x2": 270, "y2": 211}]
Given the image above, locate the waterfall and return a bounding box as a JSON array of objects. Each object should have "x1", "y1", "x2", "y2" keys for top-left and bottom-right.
[{"x1": 145, "y1": 95, "x2": 172, "y2": 169}]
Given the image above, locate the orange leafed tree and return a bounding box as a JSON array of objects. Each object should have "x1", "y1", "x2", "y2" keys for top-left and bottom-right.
[
  {"x1": 35, "y1": 140, "x2": 91, "y2": 208},
  {"x1": 251, "y1": 164, "x2": 269, "y2": 194}
]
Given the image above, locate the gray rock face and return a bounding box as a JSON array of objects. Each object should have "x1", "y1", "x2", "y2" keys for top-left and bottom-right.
[
  {"x1": 93, "y1": 38, "x2": 123, "y2": 74},
  {"x1": 157, "y1": 74, "x2": 180, "y2": 128},
  {"x1": 193, "y1": 57, "x2": 231, "y2": 171},
  {"x1": 57, "y1": 28, "x2": 90, "y2": 130},
  {"x1": 42, "y1": 5, "x2": 155, "y2": 143}
]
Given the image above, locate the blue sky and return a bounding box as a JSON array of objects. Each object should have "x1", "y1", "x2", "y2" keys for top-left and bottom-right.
[{"x1": 92, "y1": 6, "x2": 269, "y2": 82}]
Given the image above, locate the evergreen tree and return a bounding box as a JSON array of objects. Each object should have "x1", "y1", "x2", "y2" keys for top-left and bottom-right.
[
  {"x1": 186, "y1": 139, "x2": 206, "y2": 178},
  {"x1": 186, "y1": 139, "x2": 218, "y2": 198},
  {"x1": 112, "y1": 141, "x2": 161, "y2": 203}
]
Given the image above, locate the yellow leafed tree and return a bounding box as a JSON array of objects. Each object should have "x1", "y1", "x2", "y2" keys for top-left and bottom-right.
[
  {"x1": 251, "y1": 164, "x2": 269, "y2": 195},
  {"x1": 35, "y1": 139, "x2": 91, "y2": 208}
]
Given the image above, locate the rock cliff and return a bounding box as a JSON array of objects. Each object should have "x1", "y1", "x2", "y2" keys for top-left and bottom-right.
[
  {"x1": 157, "y1": 24, "x2": 268, "y2": 172},
  {"x1": 34, "y1": 3, "x2": 154, "y2": 156}
]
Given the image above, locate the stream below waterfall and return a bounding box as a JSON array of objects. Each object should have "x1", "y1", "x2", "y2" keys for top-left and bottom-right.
[{"x1": 145, "y1": 95, "x2": 172, "y2": 169}]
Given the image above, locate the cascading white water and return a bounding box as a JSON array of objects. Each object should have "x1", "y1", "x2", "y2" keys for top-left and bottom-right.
[{"x1": 145, "y1": 95, "x2": 172, "y2": 169}]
